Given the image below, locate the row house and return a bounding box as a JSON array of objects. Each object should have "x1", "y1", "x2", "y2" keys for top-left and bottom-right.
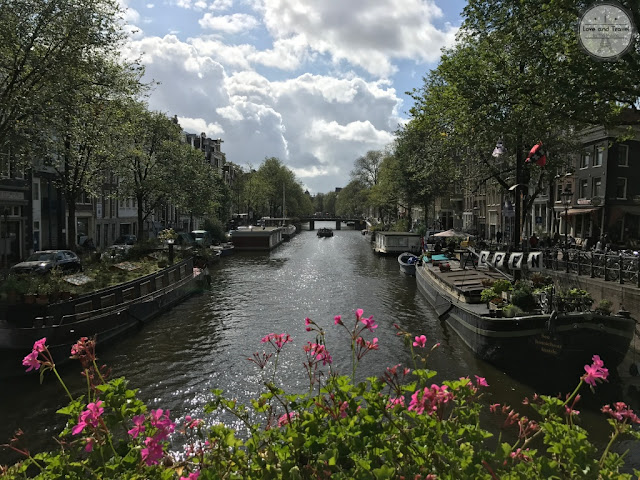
[
  {"x1": 0, "y1": 128, "x2": 233, "y2": 265},
  {"x1": 441, "y1": 122, "x2": 640, "y2": 246}
]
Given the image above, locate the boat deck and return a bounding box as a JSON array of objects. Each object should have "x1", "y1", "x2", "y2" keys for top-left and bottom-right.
[{"x1": 423, "y1": 256, "x2": 506, "y2": 301}]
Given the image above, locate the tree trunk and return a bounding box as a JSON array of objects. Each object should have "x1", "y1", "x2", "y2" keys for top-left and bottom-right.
[
  {"x1": 67, "y1": 200, "x2": 77, "y2": 250},
  {"x1": 137, "y1": 194, "x2": 145, "y2": 240}
]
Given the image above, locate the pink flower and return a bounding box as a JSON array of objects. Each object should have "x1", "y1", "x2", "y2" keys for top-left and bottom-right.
[
  {"x1": 334, "y1": 315, "x2": 342, "y2": 325},
  {"x1": 413, "y1": 335, "x2": 427, "y2": 348},
  {"x1": 149, "y1": 409, "x2": 175, "y2": 441},
  {"x1": 408, "y1": 384, "x2": 454, "y2": 418},
  {"x1": 278, "y1": 411, "x2": 298, "y2": 427},
  {"x1": 84, "y1": 437, "x2": 96, "y2": 452},
  {"x1": 141, "y1": 436, "x2": 165, "y2": 465},
  {"x1": 33, "y1": 338, "x2": 47, "y2": 353},
  {"x1": 361, "y1": 315, "x2": 378, "y2": 332},
  {"x1": 475, "y1": 375, "x2": 489, "y2": 387},
  {"x1": 490, "y1": 403, "x2": 501, "y2": 413},
  {"x1": 386, "y1": 397, "x2": 405, "y2": 409},
  {"x1": 602, "y1": 402, "x2": 640, "y2": 424},
  {"x1": 22, "y1": 351, "x2": 41, "y2": 372},
  {"x1": 305, "y1": 317, "x2": 312, "y2": 331},
  {"x1": 355, "y1": 308, "x2": 364, "y2": 319},
  {"x1": 72, "y1": 401, "x2": 104, "y2": 435},
  {"x1": 582, "y1": 354, "x2": 609, "y2": 387},
  {"x1": 128, "y1": 414, "x2": 146, "y2": 438},
  {"x1": 261, "y1": 333, "x2": 293, "y2": 351},
  {"x1": 180, "y1": 472, "x2": 200, "y2": 480}
]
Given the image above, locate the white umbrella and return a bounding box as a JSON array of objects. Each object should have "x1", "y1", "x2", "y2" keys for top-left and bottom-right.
[{"x1": 434, "y1": 229, "x2": 465, "y2": 237}]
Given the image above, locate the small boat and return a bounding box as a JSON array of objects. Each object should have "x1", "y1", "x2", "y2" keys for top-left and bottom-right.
[
  {"x1": 211, "y1": 242, "x2": 235, "y2": 256},
  {"x1": 398, "y1": 252, "x2": 420, "y2": 275},
  {"x1": 415, "y1": 252, "x2": 635, "y2": 374},
  {"x1": 317, "y1": 227, "x2": 334, "y2": 238},
  {"x1": 282, "y1": 224, "x2": 296, "y2": 241}
]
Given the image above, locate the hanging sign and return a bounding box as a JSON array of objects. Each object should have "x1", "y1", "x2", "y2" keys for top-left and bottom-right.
[
  {"x1": 527, "y1": 252, "x2": 543, "y2": 271},
  {"x1": 479, "y1": 250, "x2": 490, "y2": 268},
  {"x1": 509, "y1": 252, "x2": 524, "y2": 270},
  {"x1": 493, "y1": 252, "x2": 506, "y2": 268}
]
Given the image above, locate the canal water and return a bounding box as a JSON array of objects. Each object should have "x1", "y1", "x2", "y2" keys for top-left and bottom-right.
[{"x1": 2, "y1": 222, "x2": 639, "y2": 464}]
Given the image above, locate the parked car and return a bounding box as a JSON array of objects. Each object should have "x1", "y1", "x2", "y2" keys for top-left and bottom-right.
[
  {"x1": 10, "y1": 250, "x2": 82, "y2": 275},
  {"x1": 191, "y1": 230, "x2": 213, "y2": 247}
]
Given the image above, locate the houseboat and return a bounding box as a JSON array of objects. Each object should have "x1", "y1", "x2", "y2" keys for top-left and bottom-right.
[
  {"x1": 373, "y1": 232, "x2": 422, "y2": 255},
  {"x1": 229, "y1": 226, "x2": 284, "y2": 251}
]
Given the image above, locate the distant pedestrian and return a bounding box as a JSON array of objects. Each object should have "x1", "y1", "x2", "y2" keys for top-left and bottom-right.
[
  {"x1": 529, "y1": 233, "x2": 538, "y2": 249},
  {"x1": 496, "y1": 231, "x2": 502, "y2": 244}
]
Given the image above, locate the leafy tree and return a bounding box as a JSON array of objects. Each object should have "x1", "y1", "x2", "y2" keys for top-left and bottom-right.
[
  {"x1": 115, "y1": 103, "x2": 188, "y2": 241},
  {"x1": 35, "y1": 59, "x2": 142, "y2": 248},
  {"x1": 335, "y1": 180, "x2": 366, "y2": 217},
  {"x1": 0, "y1": 0, "x2": 135, "y2": 149},
  {"x1": 324, "y1": 191, "x2": 337, "y2": 216},
  {"x1": 170, "y1": 146, "x2": 230, "y2": 232},
  {"x1": 350, "y1": 150, "x2": 383, "y2": 188}
]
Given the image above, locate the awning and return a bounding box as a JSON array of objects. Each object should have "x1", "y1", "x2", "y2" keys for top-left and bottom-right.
[{"x1": 559, "y1": 207, "x2": 601, "y2": 216}]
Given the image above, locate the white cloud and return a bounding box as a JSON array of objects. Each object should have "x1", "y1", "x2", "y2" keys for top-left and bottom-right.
[
  {"x1": 177, "y1": 116, "x2": 225, "y2": 137},
  {"x1": 198, "y1": 13, "x2": 260, "y2": 33},
  {"x1": 123, "y1": 33, "x2": 401, "y2": 192},
  {"x1": 253, "y1": 0, "x2": 457, "y2": 77},
  {"x1": 146, "y1": 3, "x2": 154, "y2": 8}
]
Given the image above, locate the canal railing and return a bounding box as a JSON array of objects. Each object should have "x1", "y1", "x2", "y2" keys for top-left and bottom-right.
[{"x1": 540, "y1": 249, "x2": 640, "y2": 287}]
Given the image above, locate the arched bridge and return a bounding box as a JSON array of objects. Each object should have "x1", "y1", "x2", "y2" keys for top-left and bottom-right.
[{"x1": 299, "y1": 216, "x2": 367, "y2": 231}]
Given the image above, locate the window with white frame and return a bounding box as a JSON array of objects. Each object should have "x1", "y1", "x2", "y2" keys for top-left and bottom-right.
[
  {"x1": 580, "y1": 151, "x2": 591, "y2": 169},
  {"x1": 618, "y1": 145, "x2": 629, "y2": 167},
  {"x1": 592, "y1": 177, "x2": 602, "y2": 198},
  {"x1": 594, "y1": 146, "x2": 604, "y2": 167},
  {"x1": 556, "y1": 183, "x2": 563, "y2": 202},
  {"x1": 616, "y1": 177, "x2": 627, "y2": 199},
  {"x1": 33, "y1": 182, "x2": 39, "y2": 201}
]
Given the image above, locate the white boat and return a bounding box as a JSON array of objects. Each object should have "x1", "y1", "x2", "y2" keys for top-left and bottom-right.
[
  {"x1": 398, "y1": 252, "x2": 420, "y2": 275},
  {"x1": 373, "y1": 231, "x2": 421, "y2": 255}
]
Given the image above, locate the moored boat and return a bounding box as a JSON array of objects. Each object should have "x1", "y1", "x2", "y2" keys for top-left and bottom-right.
[
  {"x1": 373, "y1": 231, "x2": 421, "y2": 255},
  {"x1": 415, "y1": 254, "x2": 635, "y2": 374},
  {"x1": 211, "y1": 242, "x2": 235, "y2": 256},
  {"x1": 282, "y1": 224, "x2": 297, "y2": 241},
  {"x1": 0, "y1": 257, "x2": 206, "y2": 378},
  {"x1": 398, "y1": 252, "x2": 420, "y2": 275}
]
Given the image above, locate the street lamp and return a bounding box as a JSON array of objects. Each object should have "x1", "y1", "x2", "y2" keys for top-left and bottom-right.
[
  {"x1": 166, "y1": 237, "x2": 175, "y2": 264},
  {"x1": 561, "y1": 185, "x2": 573, "y2": 246}
]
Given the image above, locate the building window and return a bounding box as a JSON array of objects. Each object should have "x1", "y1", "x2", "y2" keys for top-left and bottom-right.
[
  {"x1": 618, "y1": 145, "x2": 629, "y2": 167},
  {"x1": 594, "y1": 146, "x2": 604, "y2": 167},
  {"x1": 592, "y1": 178, "x2": 602, "y2": 198},
  {"x1": 580, "y1": 151, "x2": 591, "y2": 169},
  {"x1": 616, "y1": 177, "x2": 627, "y2": 199},
  {"x1": 33, "y1": 182, "x2": 39, "y2": 201},
  {"x1": 556, "y1": 183, "x2": 563, "y2": 202},
  {"x1": 579, "y1": 179, "x2": 588, "y2": 198}
]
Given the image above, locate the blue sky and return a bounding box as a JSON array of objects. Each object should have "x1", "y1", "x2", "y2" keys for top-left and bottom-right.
[{"x1": 121, "y1": 0, "x2": 467, "y2": 193}]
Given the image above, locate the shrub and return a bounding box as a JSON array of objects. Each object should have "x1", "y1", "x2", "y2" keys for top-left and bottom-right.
[
  {"x1": 3, "y1": 310, "x2": 640, "y2": 479},
  {"x1": 203, "y1": 218, "x2": 227, "y2": 244},
  {"x1": 491, "y1": 279, "x2": 512, "y2": 295},
  {"x1": 510, "y1": 283, "x2": 537, "y2": 312},
  {"x1": 595, "y1": 299, "x2": 613, "y2": 315}
]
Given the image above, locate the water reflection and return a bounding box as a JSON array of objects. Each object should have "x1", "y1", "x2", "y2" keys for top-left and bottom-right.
[{"x1": 1, "y1": 223, "x2": 638, "y2": 465}]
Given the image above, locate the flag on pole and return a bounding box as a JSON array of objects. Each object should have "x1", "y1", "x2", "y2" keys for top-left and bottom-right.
[{"x1": 525, "y1": 142, "x2": 546, "y2": 167}]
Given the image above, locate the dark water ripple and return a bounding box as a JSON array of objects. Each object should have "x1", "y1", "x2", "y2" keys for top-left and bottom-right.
[{"x1": 1, "y1": 224, "x2": 639, "y2": 465}]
